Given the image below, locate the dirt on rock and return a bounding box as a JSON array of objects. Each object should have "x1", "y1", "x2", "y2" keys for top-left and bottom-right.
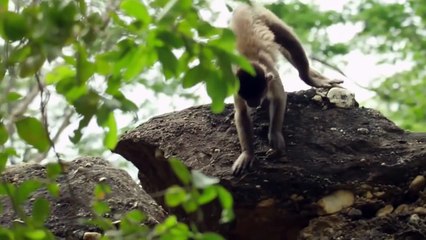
[
  {"x1": 0, "y1": 157, "x2": 166, "y2": 239},
  {"x1": 115, "y1": 89, "x2": 426, "y2": 240}
]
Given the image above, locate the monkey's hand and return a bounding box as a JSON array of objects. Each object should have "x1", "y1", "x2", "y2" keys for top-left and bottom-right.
[
  {"x1": 310, "y1": 77, "x2": 343, "y2": 88},
  {"x1": 232, "y1": 151, "x2": 255, "y2": 176},
  {"x1": 268, "y1": 131, "x2": 286, "y2": 151},
  {"x1": 300, "y1": 71, "x2": 343, "y2": 88}
]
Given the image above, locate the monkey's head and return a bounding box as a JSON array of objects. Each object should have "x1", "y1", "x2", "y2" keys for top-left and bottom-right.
[{"x1": 236, "y1": 63, "x2": 274, "y2": 108}]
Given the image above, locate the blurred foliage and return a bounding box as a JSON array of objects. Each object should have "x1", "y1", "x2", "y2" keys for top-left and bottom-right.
[
  {"x1": 267, "y1": 0, "x2": 426, "y2": 131},
  {"x1": 347, "y1": 0, "x2": 426, "y2": 131}
]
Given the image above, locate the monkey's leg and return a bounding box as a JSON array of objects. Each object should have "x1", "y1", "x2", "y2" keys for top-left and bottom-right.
[
  {"x1": 232, "y1": 96, "x2": 255, "y2": 176},
  {"x1": 267, "y1": 78, "x2": 286, "y2": 151}
]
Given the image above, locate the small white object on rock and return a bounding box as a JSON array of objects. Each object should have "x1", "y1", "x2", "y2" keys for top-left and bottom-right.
[
  {"x1": 409, "y1": 214, "x2": 420, "y2": 223},
  {"x1": 83, "y1": 232, "x2": 102, "y2": 240},
  {"x1": 409, "y1": 175, "x2": 426, "y2": 193},
  {"x1": 317, "y1": 190, "x2": 355, "y2": 215},
  {"x1": 376, "y1": 204, "x2": 394, "y2": 217},
  {"x1": 311, "y1": 95, "x2": 323, "y2": 103},
  {"x1": 357, "y1": 128, "x2": 370, "y2": 134},
  {"x1": 326, "y1": 87, "x2": 357, "y2": 108}
]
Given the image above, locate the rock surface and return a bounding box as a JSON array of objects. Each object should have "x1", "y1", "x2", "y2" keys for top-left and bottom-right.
[
  {"x1": 0, "y1": 157, "x2": 166, "y2": 239},
  {"x1": 114, "y1": 89, "x2": 426, "y2": 240}
]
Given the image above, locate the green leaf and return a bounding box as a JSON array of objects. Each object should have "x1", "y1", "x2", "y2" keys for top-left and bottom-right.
[
  {"x1": 0, "y1": 122, "x2": 8, "y2": 145},
  {"x1": 165, "y1": 185, "x2": 186, "y2": 207},
  {"x1": 47, "y1": 183, "x2": 60, "y2": 198},
  {"x1": 16, "y1": 180, "x2": 42, "y2": 205},
  {"x1": 25, "y1": 230, "x2": 46, "y2": 240},
  {"x1": 2, "y1": 12, "x2": 28, "y2": 41},
  {"x1": 123, "y1": 209, "x2": 145, "y2": 223},
  {"x1": 206, "y1": 76, "x2": 226, "y2": 113},
  {"x1": 19, "y1": 54, "x2": 46, "y2": 78},
  {"x1": 169, "y1": 158, "x2": 191, "y2": 185},
  {"x1": 0, "y1": 152, "x2": 8, "y2": 172},
  {"x1": 182, "y1": 198, "x2": 198, "y2": 213},
  {"x1": 198, "y1": 186, "x2": 217, "y2": 205},
  {"x1": 32, "y1": 198, "x2": 50, "y2": 224},
  {"x1": 200, "y1": 232, "x2": 225, "y2": 240},
  {"x1": 15, "y1": 117, "x2": 50, "y2": 152},
  {"x1": 94, "y1": 183, "x2": 111, "y2": 200},
  {"x1": 216, "y1": 186, "x2": 233, "y2": 209},
  {"x1": 216, "y1": 186, "x2": 234, "y2": 223},
  {"x1": 207, "y1": 29, "x2": 236, "y2": 51},
  {"x1": 191, "y1": 170, "x2": 219, "y2": 189},
  {"x1": 0, "y1": 0, "x2": 8, "y2": 13},
  {"x1": 182, "y1": 65, "x2": 205, "y2": 88},
  {"x1": 76, "y1": 46, "x2": 95, "y2": 84},
  {"x1": 220, "y1": 208, "x2": 235, "y2": 223},
  {"x1": 103, "y1": 112, "x2": 117, "y2": 150},
  {"x1": 46, "y1": 163, "x2": 62, "y2": 179},
  {"x1": 156, "y1": 46, "x2": 178, "y2": 79},
  {"x1": 45, "y1": 65, "x2": 75, "y2": 85},
  {"x1": 92, "y1": 201, "x2": 110, "y2": 216},
  {"x1": 6, "y1": 92, "x2": 22, "y2": 102},
  {"x1": 0, "y1": 66, "x2": 5, "y2": 82},
  {"x1": 120, "y1": 0, "x2": 151, "y2": 24}
]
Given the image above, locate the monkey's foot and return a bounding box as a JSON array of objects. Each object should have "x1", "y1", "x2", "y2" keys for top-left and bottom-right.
[
  {"x1": 268, "y1": 132, "x2": 286, "y2": 150},
  {"x1": 266, "y1": 148, "x2": 286, "y2": 158},
  {"x1": 232, "y1": 152, "x2": 255, "y2": 176}
]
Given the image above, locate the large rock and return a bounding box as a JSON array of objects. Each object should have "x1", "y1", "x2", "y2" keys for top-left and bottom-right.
[
  {"x1": 0, "y1": 157, "x2": 166, "y2": 239},
  {"x1": 114, "y1": 89, "x2": 426, "y2": 239}
]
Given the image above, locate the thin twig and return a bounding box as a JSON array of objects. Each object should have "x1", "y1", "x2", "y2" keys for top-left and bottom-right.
[
  {"x1": 32, "y1": 108, "x2": 74, "y2": 163},
  {"x1": 35, "y1": 73, "x2": 62, "y2": 163},
  {"x1": 310, "y1": 55, "x2": 347, "y2": 77}
]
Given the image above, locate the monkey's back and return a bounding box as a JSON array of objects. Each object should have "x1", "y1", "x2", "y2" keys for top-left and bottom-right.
[{"x1": 230, "y1": 4, "x2": 279, "y2": 62}]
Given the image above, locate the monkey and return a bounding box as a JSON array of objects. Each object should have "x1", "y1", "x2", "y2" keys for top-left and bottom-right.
[{"x1": 230, "y1": 4, "x2": 343, "y2": 176}]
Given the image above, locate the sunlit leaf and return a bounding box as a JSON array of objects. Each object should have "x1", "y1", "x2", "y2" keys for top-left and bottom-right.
[
  {"x1": 169, "y1": 158, "x2": 191, "y2": 185},
  {"x1": 103, "y1": 112, "x2": 117, "y2": 149},
  {"x1": 200, "y1": 232, "x2": 225, "y2": 240},
  {"x1": 120, "y1": 0, "x2": 151, "y2": 25},
  {"x1": 47, "y1": 183, "x2": 60, "y2": 198},
  {"x1": 165, "y1": 185, "x2": 186, "y2": 207},
  {"x1": 0, "y1": 0, "x2": 8, "y2": 13},
  {"x1": 45, "y1": 65, "x2": 75, "y2": 85},
  {"x1": 216, "y1": 186, "x2": 233, "y2": 209},
  {"x1": 6, "y1": 92, "x2": 22, "y2": 102},
  {"x1": 25, "y1": 230, "x2": 46, "y2": 240},
  {"x1": 46, "y1": 163, "x2": 62, "y2": 179},
  {"x1": 92, "y1": 201, "x2": 110, "y2": 216},
  {"x1": 198, "y1": 186, "x2": 217, "y2": 205},
  {"x1": 15, "y1": 117, "x2": 50, "y2": 152},
  {"x1": 182, "y1": 198, "x2": 198, "y2": 213},
  {"x1": 123, "y1": 209, "x2": 145, "y2": 223}
]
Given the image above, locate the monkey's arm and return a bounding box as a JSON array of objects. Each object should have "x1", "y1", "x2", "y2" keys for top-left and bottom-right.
[
  {"x1": 259, "y1": 11, "x2": 311, "y2": 81},
  {"x1": 232, "y1": 96, "x2": 255, "y2": 176},
  {"x1": 260, "y1": 9, "x2": 343, "y2": 87}
]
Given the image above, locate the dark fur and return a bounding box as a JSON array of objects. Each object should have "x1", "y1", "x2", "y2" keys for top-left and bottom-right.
[{"x1": 237, "y1": 64, "x2": 267, "y2": 101}]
